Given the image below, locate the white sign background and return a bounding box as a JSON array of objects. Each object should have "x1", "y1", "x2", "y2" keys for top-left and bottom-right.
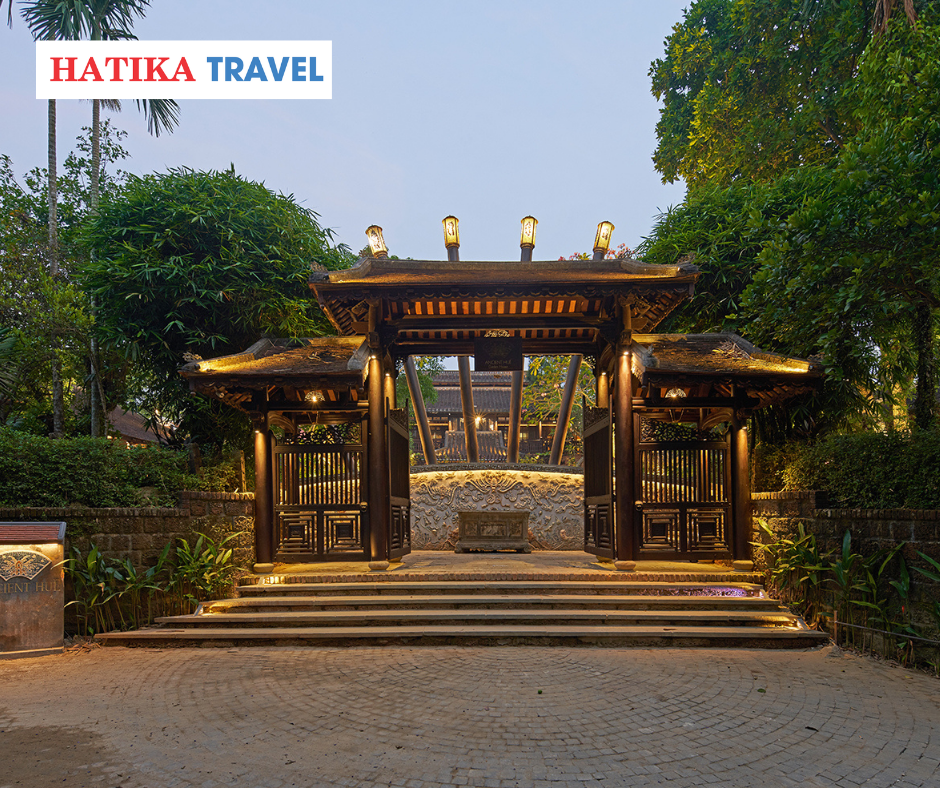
[{"x1": 36, "y1": 40, "x2": 332, "y2": 99}]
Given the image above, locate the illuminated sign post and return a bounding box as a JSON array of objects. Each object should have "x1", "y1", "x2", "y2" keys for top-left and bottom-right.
[{"x1": 0, "y1": 522, "x2": 66, "y2": 659}]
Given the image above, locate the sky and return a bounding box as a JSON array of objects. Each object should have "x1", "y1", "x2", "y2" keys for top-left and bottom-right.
[{"x1": 1, "y1": 0, "x2": 688, "y2": 262}]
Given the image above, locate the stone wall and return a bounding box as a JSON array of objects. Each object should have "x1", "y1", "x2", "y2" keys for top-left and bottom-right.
[
  {"x1": 751, "y1": 491, "x2": 940, "y2": 563},
  {"x1": 0, "y1": 491, "x2": 255, "y2": 571},
  {"x1": 410, "y1": 464, "x2": 584, "y2": 550},
  {"x1": 752, "y1": 491, "x2": 940, "y2": 630}
]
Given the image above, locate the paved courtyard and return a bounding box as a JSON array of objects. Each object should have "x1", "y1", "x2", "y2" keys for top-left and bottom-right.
[{"x1": 3, "y1": 644, "x2": 940, "y2": 788}]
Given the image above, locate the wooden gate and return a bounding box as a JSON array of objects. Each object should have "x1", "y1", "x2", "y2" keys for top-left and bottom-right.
[
  {"x1": 583, "y1": 405, "x2": 614, "y2": 559},
  {"x1": 635, "y1": 418, "x2": 732, "y2": 560},
  {"x1": 388, "y1": 407, "x2": 412, "y2": 559},
  {"x1": 273, "y1": 420, "x2": 367, "y2": 562}
]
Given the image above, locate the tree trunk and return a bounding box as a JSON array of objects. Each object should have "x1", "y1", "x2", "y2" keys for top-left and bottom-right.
[
  {"x1": 47, "y1": 99, "x2": 58, "y2": 276},
  {"x1": 88, "y1": 98, "x2": 103, "y2": 436},
  {"x1": 90, "y1": 99, "x2": 100, "y2": 214},
  {"x1": 913, "y1": 301, "x2": 936, "y2": 430},
  {"x1": 47, "y1": 98, "x2": 65, "y2": 438},
  {"x1": 51, "y1": 357, "x2": 64, "y2": 438}
]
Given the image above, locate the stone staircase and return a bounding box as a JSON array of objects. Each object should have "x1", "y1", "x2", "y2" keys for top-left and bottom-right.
[{"x1": 98, "y1": 577, "x2": 827, "y2": 648}]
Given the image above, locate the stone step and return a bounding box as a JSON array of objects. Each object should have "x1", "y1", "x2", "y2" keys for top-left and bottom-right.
[
  {"x1": 155, "y1": 607, "x2": 801, "y2": 629},
  {"x1": 238, "y1": 571, "x2": 766, "y2": 587},
  {"x1": 237, "y1": 580, "x2": 765, "y2": 598},
  {"x1": 204, "y1": 594, "x2": 785, "y2": 613},
  {"x1": 98, "y1": 624, "x2": 828, "y2": 649}
]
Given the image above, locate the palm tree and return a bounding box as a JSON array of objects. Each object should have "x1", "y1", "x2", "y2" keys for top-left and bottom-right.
[{"x1": 19, "y1": 0, "x2": 181, "y2": 436}]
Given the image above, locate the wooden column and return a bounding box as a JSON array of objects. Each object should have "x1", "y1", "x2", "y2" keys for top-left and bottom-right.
[
  {"x1": 549, "y1": 355, "x2": 582, "y2": 465},
  {"x1": 596, "y1": 370, "x2": 609, "y2": 411},
  {"x1": 730, "y1": 411, "x2": 754, "y2": 570},
  {"x1": 367, "y1": 349, "x2": 389, "y2": 565},
  {"x1": 458, "y1": 355, "x2": 479, "y2": 462},
  {"x1": 507, "y1": 370, "x2": 523, "y2": 462},
  {"x1": 405, "y1": 356, "x2": 436, "y2": 465},
  {"x1": 366, "y1": 303, "x2": 390, "y2": 567},
  {"x1": 253, "y1": 417, "x2": 275, "y2": 571},
  {"x1": 384, "y1": 362, "x2": 396, "y2": 408},
  {"x1": 613, "y1": 343, "x2": 636, "y2": 564}
]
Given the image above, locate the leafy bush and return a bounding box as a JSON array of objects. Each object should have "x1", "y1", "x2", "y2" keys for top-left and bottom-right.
[
  {"x1": 66, "y1": 532, "x2": 243, "y2": 634},
  {"x1": 754, "y1": 520, "x2": 929, "y2": 667},
  {"x1": 0, "y1": 427, "x2": 199, "y2": 507},
  {"x1": 754, "y1": 428, "x2": 940, "y2": 509}
]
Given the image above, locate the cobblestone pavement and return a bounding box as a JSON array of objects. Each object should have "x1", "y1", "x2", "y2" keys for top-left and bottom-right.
[{"x1": 2, "y1": 645, "x2": 940, "y2": 788}]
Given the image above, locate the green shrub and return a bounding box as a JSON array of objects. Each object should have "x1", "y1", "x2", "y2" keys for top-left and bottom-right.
[
  {"x1": 0, "y1": 427, "x2": 199, "y2": 507},
  {"x1": 755, "y1": 428, "x2": 940, "y2": 509},
  {"x1": 66, "y1": 532, "x2": 242, "y2": 634}
]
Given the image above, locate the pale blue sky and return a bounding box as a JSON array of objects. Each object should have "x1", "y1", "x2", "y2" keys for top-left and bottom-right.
[{"x1": 1, "y1": 0, "x2": 688, "y2": 261}]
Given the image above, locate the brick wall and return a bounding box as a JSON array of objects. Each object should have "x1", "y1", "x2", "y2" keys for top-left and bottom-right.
[
  {"x1": 751, "y1": 491, "x2": 940, "y2": 630},
  {"x1": 0, "y1": 491, "x2": 255, "y2": 571}
]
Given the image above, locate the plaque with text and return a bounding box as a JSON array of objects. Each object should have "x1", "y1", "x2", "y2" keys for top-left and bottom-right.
[
  {"x1": 0, "y1": 522, "x2": 65, "y2": 658},
  {"x1": 474, "y1": 337, "x2": 523, "y2": 371}
]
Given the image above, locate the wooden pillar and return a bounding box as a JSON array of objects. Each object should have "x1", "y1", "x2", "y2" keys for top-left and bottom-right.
[
  {"x1": 596, "y1": 370, "x2": 609, "y2": 411},
  {"x1": 458, "y1": 355, "x2": 479, "y2": 462},
  {"x1": 730, "y1": 412, "x2": 754, "y2": 571},
  {"x1": 384, "y1": 362, "x2": 396, "y2": 408},
  {"x1": 405, "y1": 356, "x2": 436, "y2": 465},
  {"x1": 614, "y1": 343, "x2": 636, "y2": 565},
  {"x1": 253, "y1": 418, "x2": 275, "y2": 571},
  {"x1": 507, "y1": 370, "x2": 523, "y2": 462},
  {"x1": 366, "y1": 302, "x2": 390, "y2": 568},
  {"x1": 367, "y1": 349, "x2": 389, "y2": 566},
  {"x1": 549, "y1": 355, "x2": 582, "y2": 465}
]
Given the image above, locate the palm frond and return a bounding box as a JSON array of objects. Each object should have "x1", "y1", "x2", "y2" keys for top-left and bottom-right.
[{"x1": 134, "y1": 99, "x2": 181, "y2": 137}]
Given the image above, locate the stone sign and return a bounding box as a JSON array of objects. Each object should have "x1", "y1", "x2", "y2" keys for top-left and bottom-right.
[
  {"x1": 456, "y1": 510, "x2": 531, "y2": 553},
  {"x1": 0, "y1": 522, "x2": 65, "y2": 659}
]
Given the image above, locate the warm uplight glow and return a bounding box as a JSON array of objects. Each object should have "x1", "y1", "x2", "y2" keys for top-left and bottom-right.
[
  {"x1": 594, "y1": 221, "x2": 614, "y2": 255},
  {"x1": 666, "y1": 387, "x2": 687, "y2": 399},
  {"x1": 474, "y1": 415, "x2": 482, "y2": 426},
  {"x1": 305, "y1": 390, "x2": 325, "y2": 404},
  {"x1": 520, "y1": 216, "x2": 538, "y2": 248},
  {"x1": 442, "y1": 215, "x2": 460, "y2": 248},
  {"x1": 365, "y1": 225, "x2": 388, "y2": 257}
]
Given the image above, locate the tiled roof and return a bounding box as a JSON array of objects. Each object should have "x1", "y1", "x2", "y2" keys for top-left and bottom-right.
[
  {"x1": 432, "y1": 371, "x2": 514, "y2": 386},
  {"x1": 312, "y1": 256, "x2": 699, "y2": 288},
  {"x1": 426, "y1": 386, "x2": 512, "y2": 415},
  {"x1": 631, "y1": 334, "x2": 821, "y2": 378},
  {"x1": 179, "y1": 337, "x2": 367, "y2": 380}
]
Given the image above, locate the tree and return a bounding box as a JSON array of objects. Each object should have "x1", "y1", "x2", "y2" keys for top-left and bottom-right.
[
  {"x1": 0, "y1": 328, "x2": 18, "y2": 399},
  {"x1": 744, "y1": 20, "x2": 940, "y2": 429},
  {"x1": 522, "y1": 356, "x2": 596, "y2": 457},
  {"x1": 650, "y1": 0, "x2": 874, "y2": 188},
  {"x1": 0, "y1": 125, "x2": 130, "y2": 433},
  {"x1": 19, "y1": 0, "x2": 181, "y2": 436},
  {"x1": 396, "y1": 356, "x2": 444, "y2": 412},
  {"x1": 637, "y1": 168, "x2": 826, "y2": 334},
  {"x1": 83, "y1": 168, "x2": 355, "y2": 446}
]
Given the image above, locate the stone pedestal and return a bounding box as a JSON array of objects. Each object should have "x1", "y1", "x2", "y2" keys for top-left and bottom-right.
[
  {"x1": 0, "y1": 522, "x2": 66, "y2": 659},
  {"x1": 455, "y1": 511, "x2": 531, "y2": 553}
]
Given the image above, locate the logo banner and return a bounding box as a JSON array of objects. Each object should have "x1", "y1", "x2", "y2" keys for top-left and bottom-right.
[{"x1": 36, "y1": 40, "x2": 332, "y2": 100}]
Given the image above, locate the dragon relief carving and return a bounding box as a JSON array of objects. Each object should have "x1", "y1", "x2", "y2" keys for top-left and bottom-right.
[{"x1": 409, "y1": 469, "x2": 584, "y2": 550}]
